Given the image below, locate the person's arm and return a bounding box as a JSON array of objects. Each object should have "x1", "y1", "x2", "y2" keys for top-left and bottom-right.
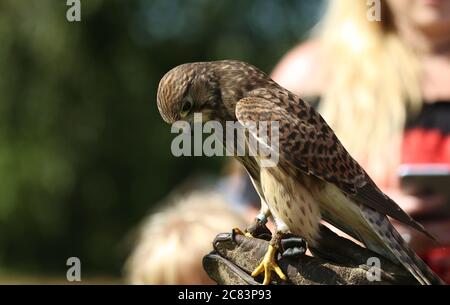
[{"x1": 271, "y1": 40, "x2": 325, "y2": 97}]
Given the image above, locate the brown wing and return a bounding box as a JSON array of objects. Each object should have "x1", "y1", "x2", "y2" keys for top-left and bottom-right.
[{"x1": 235, "y1": 91, "x2": 433, "y2": 239}]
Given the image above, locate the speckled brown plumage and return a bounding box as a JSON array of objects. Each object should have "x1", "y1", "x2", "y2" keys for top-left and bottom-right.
[{"x1": 157, "y1": 60, "x2": 443, "y2": 285}]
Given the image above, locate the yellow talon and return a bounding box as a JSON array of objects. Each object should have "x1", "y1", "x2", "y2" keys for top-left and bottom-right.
[
  {"x1": 232, "y1": 227, "x2": 253, "y2": 238},
  {"x1": 251, "y1": 244, "x2": 287, "y2": 285}
]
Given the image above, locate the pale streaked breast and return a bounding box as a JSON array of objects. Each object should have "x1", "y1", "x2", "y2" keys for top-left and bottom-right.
[{"x1": 260, "y1": 167, "x2": 322, "y2": 245}]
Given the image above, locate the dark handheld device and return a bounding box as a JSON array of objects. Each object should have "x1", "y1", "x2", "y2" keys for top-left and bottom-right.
[{"x1": 398, "y1": 164, "x2": 450, "y2": 198}]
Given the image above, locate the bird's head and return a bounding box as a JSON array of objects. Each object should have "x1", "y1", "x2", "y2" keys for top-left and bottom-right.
[
  {"x1": 157, "y1": 62, "x2": 223, "y2": 125},
  {"x1": 157, "y1": 60, "x2": 274, "y2": 125}
]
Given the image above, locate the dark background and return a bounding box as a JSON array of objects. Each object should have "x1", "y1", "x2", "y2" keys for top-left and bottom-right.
[{"x1": 0, "y1": 0, "x2": 324, "y2": 281}]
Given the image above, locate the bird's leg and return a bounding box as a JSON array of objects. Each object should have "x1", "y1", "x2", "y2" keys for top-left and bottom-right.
[
  {"x1": 251, "y1": 229, "x2": 287, "y2": 285},
  {"x1": 233, "y1": 200, "x2": 271, "y2": 239},
  {"x1": 244, "y1": 212, "x2": 271, "y2": 239},
  {"x1": 232, "y1": 216, "x2": 267, "y2": 238}
]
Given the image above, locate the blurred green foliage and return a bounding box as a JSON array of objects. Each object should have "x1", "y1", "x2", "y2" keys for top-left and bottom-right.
[{"x1": 0, "y1": 0, "x2": 324, "y2": 278}]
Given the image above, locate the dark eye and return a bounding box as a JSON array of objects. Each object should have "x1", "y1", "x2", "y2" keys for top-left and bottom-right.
[{"x1": 181, "y1": 100, "x2": 193, "y2": 115}]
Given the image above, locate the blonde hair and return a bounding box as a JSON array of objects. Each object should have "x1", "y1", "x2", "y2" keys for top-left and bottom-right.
[
  {"x1": 124, "y1": 191, "x2": 247, "y2": 284},
  {"x1": 317, "y1": 0, "x2": 422, "y2": 186}
]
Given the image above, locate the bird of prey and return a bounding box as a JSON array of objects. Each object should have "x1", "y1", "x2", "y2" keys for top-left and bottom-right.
[{"x1": 156, "y1": 60, "x2": 443, "y2": 285}]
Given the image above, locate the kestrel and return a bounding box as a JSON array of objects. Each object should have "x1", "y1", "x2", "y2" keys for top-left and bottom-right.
[{"x1": 156, "y1": 60, "x2": 443, "y2": 285}]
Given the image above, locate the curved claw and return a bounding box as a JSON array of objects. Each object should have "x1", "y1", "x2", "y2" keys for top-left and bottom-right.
[
  {"x1": 251, "y1": 244, "x2": 287, "y2": 285},
  {"x1": 232, "y1": 227, "x2": 253, "y2": 238}
]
